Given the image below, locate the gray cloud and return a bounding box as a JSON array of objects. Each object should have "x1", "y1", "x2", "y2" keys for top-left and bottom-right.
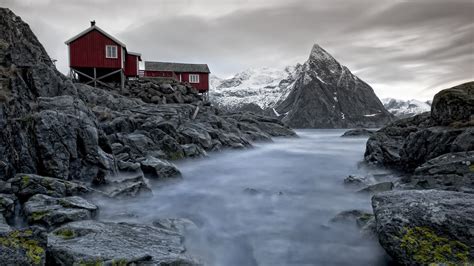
[{"x1": 1, "y1": 0, "x2": 473, "y2": 100}]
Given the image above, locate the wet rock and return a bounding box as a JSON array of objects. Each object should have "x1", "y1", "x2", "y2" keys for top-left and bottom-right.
[
  {"x1": 0, "y1": 193, "x2": 15, "y2": 221},
  {"x1": 0, "y1": 214, "x2": 11, "y2": 233},
  {"x1": 152, "y1": 218, "x2": 197, "y2": 234},
  {"x1": 405, "y1": 151, "x2": 474, "y2": 192},
  {"x1": 372, "y1": 190, "x2": 474, "y2": 265},
  {"x1": 140, "y1": 156, "x2": 181, "y2": 180},
  {"x1": 343, "y1": 175, "x2": 373, "y2": 187},
  {"x1": 182, "y1": 144, "x2": 207, "y2": 158},
  {"x1": 330, "y1": 209, "x2": 374, "y2": 229},
  {"x1": 357, "y1": 182, "x2": 393, "y2": 194},
  {"x1": 8, "y1": 174, "x2": 91, "y2": 202},
  {"x1": 341, "y1": 129, "x2": 375, "y2": 137},
  {"x1": 23, "y1": 194, "x2": 97, "y2": 229},
  {"x1": 47, "y1": 220, "x2": 198, "y2": 265},
  {"x1": 0, "y1": 227, "x2": 47, "y2": 266},
  {"x1": 98, "y1": 173, "x2": 152, "y2": 199}
]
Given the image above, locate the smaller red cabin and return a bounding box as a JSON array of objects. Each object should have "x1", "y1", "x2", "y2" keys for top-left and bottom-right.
[
  {"x1": 144, "y1": 61, "x2": 210, "y2": 93},
  {"x1": 125, "y1": 52, "x2": 142, "y2": 77}
]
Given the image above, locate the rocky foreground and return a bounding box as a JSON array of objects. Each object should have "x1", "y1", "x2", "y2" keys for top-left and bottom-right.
[
  {"x1": 0, "y1": 8, "x2": 295, "y2": 265},
  {"x1": 351, "y1": 82, "x2": 473, "y2": 264}
]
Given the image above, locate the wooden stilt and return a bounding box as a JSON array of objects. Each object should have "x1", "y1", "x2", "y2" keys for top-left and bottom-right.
[{"x1": 93, "y1": 67, "x2": 97, "y2": 88}]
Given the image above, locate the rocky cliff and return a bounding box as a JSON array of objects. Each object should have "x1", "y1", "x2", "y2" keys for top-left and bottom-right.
[
  {"x1": 363, "y1": 81, "x2": 474, "y2": 264},
  {"x1": 0, "y1": 8, "x2": 295, "y2": 265}
]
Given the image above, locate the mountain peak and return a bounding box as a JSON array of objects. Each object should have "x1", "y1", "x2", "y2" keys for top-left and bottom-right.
[{"x1": 309, "y1": 44, "x2": 335, "y2": 62}]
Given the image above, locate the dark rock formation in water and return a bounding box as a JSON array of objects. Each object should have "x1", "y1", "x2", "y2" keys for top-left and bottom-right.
[
  {"x1": 372, "y1": 190, "x2": 474, "y2": 265},
  {"x1": 341, "y1": 128, "x2": 375, "y2": 137},
  {"x1": 365, "y1": 81, "x2": 473, "y2": 178},
  {"x1": 0, "y1": 7, "x2": 295, "y2": 265},
  {"x1": 363, "y1": 81, "x2": 474, "y2": 265},
  {"x1": 276, "y1": 45, "x2": 394, "y2": 128}
]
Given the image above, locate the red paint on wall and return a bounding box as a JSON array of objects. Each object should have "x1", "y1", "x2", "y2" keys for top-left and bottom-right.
[
  {"x1": 69, "y1": 29, "x2": 122, "y2": 69},
  {"x1": 125, "y1": 54, "x2": 139, "y2": 77}
]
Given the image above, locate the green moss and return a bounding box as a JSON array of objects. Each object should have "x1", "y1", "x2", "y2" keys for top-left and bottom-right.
[
  {"x1": 168, "y1": 151, "x2": 184, "y2": 161},
  {"x1": 30, "y1": 210, "x2": 49, "y2": 221},
  {"x1": 469, "y1": 164, "x2": 474, "y2": 172},
  {"x1": 0, "y1": 230, "x2": 45, "y2": 265},
  {"x1": 400, "y1": 226, "x2": 469, "y2": 265},
  {"x1": 53, "y1": 228, "x2": 76, "y2": 239},
  {"x1": 111, "y1": 259, "x2": 128, "y2": 266},
  {"x1": 21, "y1": 175, "x2": 30, "y2": 187}
]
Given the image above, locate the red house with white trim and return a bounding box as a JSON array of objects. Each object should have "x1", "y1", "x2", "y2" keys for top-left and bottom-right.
[
  {"x1": 65, "y1": 21, "x2": 141, "y2": 89},
  {"x1": 144, "y1": 61, "x2": 210, "y2": 93}
]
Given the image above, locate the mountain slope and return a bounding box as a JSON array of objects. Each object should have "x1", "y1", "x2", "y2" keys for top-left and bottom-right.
[
  {"x1": 210, "y1": 65, "x2": 302, "y2": 113},
  {"x1": 211, "y1": 44, "x2": 393, "y2": 128},
  {"x1": 382, "y1": 98, "x2": 431, "y2": 119},
  {"x1": 276, "y1": 45, "x2": 393, "y2": 128}
]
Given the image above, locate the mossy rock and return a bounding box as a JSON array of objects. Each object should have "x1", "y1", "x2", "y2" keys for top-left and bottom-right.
[
  {"x1": 53, "y1": 228, "x2": 76, "y2": 240},
  {"x1": 400, "y1": 226, "x2": 469, "y2": 265},
  {"x1": 0, "y1": 229, "x2": 46, "y2": 265}
]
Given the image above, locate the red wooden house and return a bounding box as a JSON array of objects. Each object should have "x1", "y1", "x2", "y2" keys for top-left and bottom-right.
[
  {"x1": 65, "y1": 21, "x2": 141, "y2": 89},
  {"x1": 144, "y1": 61, "x2": 210, "y2": 93}
]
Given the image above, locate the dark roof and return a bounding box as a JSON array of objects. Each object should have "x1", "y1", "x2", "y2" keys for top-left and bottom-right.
[{"x1": 145, "y1": 61, "x2": 210, "y2": 73}]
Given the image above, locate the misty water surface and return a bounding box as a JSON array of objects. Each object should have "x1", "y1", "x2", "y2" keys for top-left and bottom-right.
[{"x1": 98, "y1": 129, "x2": 392, "y2": 266}]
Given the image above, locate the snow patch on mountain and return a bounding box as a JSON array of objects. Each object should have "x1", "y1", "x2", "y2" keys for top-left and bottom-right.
[
  {"x1": 382, "y1": 98, "x2": 431, "y2": 119},
  {"x1": 210, "y1": 65, "x2": 302, "y2": 111}
]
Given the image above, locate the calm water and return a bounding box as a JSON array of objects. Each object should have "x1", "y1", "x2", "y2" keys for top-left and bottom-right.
[{"x1": 99, "y1": 129, "x2": 391, "y2": 265}]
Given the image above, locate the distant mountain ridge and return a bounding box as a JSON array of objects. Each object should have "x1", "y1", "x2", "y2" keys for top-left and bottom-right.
[
  {"x1": 211, "y1": 44, "x2": 393, "y2": 128},
  {"x1": 382, "y1": 98, "x2": 431, "y2": 119}
]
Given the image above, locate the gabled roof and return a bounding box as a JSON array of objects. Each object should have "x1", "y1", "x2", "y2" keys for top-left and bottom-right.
[
  {"x1": 65, "y1": 25, "x2": 126, "y2": 47},
  {"x1": 145, "y1": 61, "x2": 210, "y2": 73}
]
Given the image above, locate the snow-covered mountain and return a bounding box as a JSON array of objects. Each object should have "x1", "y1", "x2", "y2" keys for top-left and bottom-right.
[
  {"x1": 210, "y1": 44, "x2": 394, "y2": 128},
  {"x1": 210, "y1": 65, "x2": 302, "y2": 112},
  {"x1": 382, "y1": 98, "x2": 431, "y2": 119}
]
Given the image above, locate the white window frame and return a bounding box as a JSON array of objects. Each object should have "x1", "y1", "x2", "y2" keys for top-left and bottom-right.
[
  {"x1": 189, "y1": 74, "x2": 200, "y2": 83},
  {"x1": 105, "y1": 45, "x2": 118, "y2": 59}
]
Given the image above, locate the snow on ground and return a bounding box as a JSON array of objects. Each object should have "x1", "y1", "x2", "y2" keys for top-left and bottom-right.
[{"x1": 382, "y1": 98, "x2": 431, "y2": 118}]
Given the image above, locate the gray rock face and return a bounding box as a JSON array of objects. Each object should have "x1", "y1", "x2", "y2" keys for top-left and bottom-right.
[
  {"x1": 276, "y1": 45, "x2": 393, "y2": 128},
  {"x1": 431, "y1": 82, "x2": 474, "y2": 126},
  {"x1": 372, "y1": 190, "x2": 474, "y2": 265},
  {"x1": 0, "y1": 193, "x2": 15, "y2": 221},
  {"x1": 341, "y1": 129, "x2": 375, "y2": 137},
  {"x1": 8, "y1": 174, "x2": 90, "y2": 202},
  {"x1": 405, "y1": 151, "x2": 474, "y2": 192},
  {"x1": 47, "y1": 220, "x2": 198, "y2": 265},
  {"x1": 97, "y1": 173, "x2": 152, "y2": 199},
  {"x1": 0, "y1": 227, "x2": 47, "y2": 266},
  {"x1": 24, "y1": 194, "x2": 97, "y2": 229},
  {"x1": 357, "y1": 182, "x2": 393, "y2": 194},
  {"x1": 364, "y1": 82, "x2": 473, "y2": 172},
  {"x1": 140, "y1": 156, "x2": 181, "y2": 180}
]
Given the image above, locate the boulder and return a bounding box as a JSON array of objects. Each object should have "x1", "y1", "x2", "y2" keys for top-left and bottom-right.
[
  {"x1": 341, "y1": 129, "x2": 375, "y2": 137},
  {"x1": 140, "y1": 156, "x2": 181, "y2": 180},
  {"x1": 357, "y1": 182, "x2": 393, "y2": 194},
  {"x1": 431, "y1": 82, "x2": 474, "y2": 126},
  {"x1": 404, "y1": 151, "x2": 474, "y2": 192},
  {"x1": 343, "y1": 175, "x2": 374, "y2": 187},
  {"x1": 0, "y1": 227, "x2": 47, "y2": 266},
  {"x1": 97, "y1": 173, "x2": 152, "y2": 199},
  {"x1": 329, "y1": 209, "x2": 373, "y2": 229},
  {"x1": 47, "y1": 220, "x2": 198, "y2": 265},
  {"x1": 23, "y1": 194, "x2": 97, "y2": 229},
  {"x1": 0, "y1": 193, "x2": 15, "y2": 221},
  {"x1": 0, "y1": 214, "x2": 11, "y2": 233},
  {"x1": 152, "y1": 218, "x2": 197, "y2": 234},
  {"x1": 372, "y1": 190, "x2": 474, "y2": 265},
  {"x1": 8, "y1": 174, "x2": 91, "y2": 202},
  {"x1": 182, "y1": 144, "x2": 207, "y2": 158}
]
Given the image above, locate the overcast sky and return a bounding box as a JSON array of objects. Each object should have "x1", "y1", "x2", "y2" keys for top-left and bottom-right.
[{"x1": 2, "y1": 0, "x2": 473, "y2": 100}]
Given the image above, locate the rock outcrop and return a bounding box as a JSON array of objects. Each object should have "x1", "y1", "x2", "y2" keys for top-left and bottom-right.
[
  {"x1": 47, "y1": 220, "x2": 198, "y2": 265},
  {"x1": 365, "y1": 82, "x2": 473, "y2": 176},
  {"x1": 372, "y1": 190, "x2": 474, "y2": 265}
]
